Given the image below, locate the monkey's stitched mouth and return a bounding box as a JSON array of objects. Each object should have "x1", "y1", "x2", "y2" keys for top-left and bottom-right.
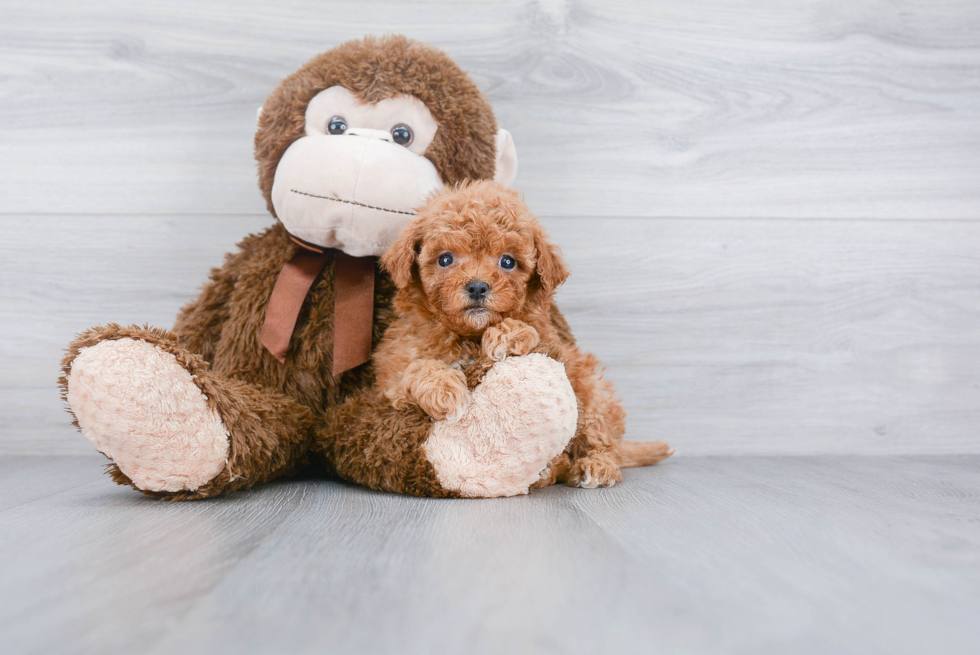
[{"x1": 290, "y1": 189, "x2": 414, "y2": 216}]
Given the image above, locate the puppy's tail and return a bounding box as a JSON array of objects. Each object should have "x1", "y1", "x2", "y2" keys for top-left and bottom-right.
[{"x1": 617, "y1": 440, "x2": 674, "y2": 468}]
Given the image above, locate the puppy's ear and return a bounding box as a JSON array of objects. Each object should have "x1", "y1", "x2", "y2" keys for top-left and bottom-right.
[
  {"x1": 382, "y1": 220, "x2": 423, "y2": 289},
  {"x1": 530, "y1": 222, "x2": 570, "y2": 294}
]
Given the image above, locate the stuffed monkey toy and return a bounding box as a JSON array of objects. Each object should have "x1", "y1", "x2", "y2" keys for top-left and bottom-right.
[{"x1": 59, "y1": 35, "x2": 579, "y2": 499}]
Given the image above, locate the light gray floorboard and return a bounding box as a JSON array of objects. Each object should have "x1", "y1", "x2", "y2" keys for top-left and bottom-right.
[
  {"x1": 4, "y1": 215, "x2": 978, "y2": 455},
  {"x1": 1, "y1": 0, "x2": 978, "y2": 219},
  {"x1": 0, "y1": 455, "x2": 977, "y2": 655},
  {"x1": 0, "y1": 455, "x2": 105, "y2": 512}
]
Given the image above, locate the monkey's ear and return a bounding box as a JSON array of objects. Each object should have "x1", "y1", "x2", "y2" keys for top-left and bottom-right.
[
  {"x1": 493, "y1": 129, "x2": 518, "y2": 187},
  {"x1": 381, "y1": 221, "x2": 422, "y2": 289},
  {"x1": 531, "y1": 223, "x2": 570, "y2": 294}
]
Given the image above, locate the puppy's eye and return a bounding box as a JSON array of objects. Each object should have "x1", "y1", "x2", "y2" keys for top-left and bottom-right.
[
  {"x1": 438, "y1": 253, "x2": 454, "y2": 268},
  {"x1": 327, "y1": 116, "x2": 347, "y2": 134},
  {"x1": 499, "y1": 255, "x2": 516, "y2": 270},
  {"x1": 391, "y1": 124, "x2": 413, "y2": 146}
]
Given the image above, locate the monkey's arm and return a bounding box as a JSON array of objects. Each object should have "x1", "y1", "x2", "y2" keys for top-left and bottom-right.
[{"x1": 173, "y1": 250, "x2": 244, "y2": 363}]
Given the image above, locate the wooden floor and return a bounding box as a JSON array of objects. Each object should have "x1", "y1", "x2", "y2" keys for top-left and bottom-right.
[{"x1": 1, "y1": 455, "x2": 977, "y2": 654}]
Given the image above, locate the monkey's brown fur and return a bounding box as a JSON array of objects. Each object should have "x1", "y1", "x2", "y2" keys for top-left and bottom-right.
[
  {"x1": 375, "y1": 181, "x2": 673, "y2": 488},
  {"x1": 58, "y1": 36, "x2": 504, "y2": 499}
]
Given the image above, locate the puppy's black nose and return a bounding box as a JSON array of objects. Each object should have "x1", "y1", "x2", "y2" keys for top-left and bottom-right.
[{"x1": 466, "y1": 279, "x2": 490, "y2": 301}]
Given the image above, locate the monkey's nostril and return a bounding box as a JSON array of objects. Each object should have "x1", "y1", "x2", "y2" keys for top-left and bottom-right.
[{"x1": 466, "y1": 280, "x2": 490, "y2": 301}]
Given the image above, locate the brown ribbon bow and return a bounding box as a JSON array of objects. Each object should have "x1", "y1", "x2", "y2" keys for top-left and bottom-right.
[{"x1": 260, "y1": 239, "x2": 375, "y2": 377}]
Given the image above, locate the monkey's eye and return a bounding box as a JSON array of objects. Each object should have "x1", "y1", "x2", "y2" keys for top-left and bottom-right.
[
  {"x1": 437, "y1": 253, "x2": 454, "y2": 268},
  {"x1": 499, "y1": 255, "x2": 516, "y2": 270},
  {"x1": 391, "y1": 124, "x2": 413, "y2": 146},
  {"x1": 327, "y1": 116, "x2": 347, "y2": 135}
]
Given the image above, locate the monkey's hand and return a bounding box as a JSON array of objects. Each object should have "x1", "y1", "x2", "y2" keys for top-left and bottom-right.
[{"x1": 481, "y1": 318, "x2": 540, "y2": 361}]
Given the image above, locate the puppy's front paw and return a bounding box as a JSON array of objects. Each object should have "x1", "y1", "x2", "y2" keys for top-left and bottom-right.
[
  {"x1": 412, "y1": 367, "x2": 470, "y2": 422},
  {"x1": 568, "y1": 453, "x2": 623, "y2": 489},
  {"x1": 482, "y1": 318, "x2": 540, "y2": 361}
]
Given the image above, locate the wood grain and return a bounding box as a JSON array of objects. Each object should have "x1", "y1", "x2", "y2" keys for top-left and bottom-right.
[
  {"x1": 0, "y1": 0, "x2": 978, "y2": 218},
  {"x1": 2, "y1": 214, "x2": 978, "y2": 455},
  {"x1": 0, "y1": 456, "x2": 977, "y2": 654}
]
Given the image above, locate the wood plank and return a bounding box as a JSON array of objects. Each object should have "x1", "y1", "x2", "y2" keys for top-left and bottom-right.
[
  {"x1": 0, "y1": 455, "x2": 977, "y2": 654},
  {"x1": 1, "y1": 0, "x2": 978, "y2": 219},
  {"x1": 1, "y1": 214, "x2": 978, "y2": 455}
]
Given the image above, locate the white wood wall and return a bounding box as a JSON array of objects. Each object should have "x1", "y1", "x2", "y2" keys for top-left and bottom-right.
[{"x1": 2, "y1": 0, "x2": 978, "y2": 455}]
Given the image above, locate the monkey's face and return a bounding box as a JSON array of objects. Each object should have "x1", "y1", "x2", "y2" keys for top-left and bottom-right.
[
  {"x1": 271, "y1": 86, "x2": 444, "y2": 257},
  {"x1": 258, "y1": 37, "x2": 520, "y2": 258}
]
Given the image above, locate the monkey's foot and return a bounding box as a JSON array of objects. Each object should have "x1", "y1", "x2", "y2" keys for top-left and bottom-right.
[
  {"x1": 423, "y1": 353, "x2": 577, "y2": 498},
  {"x1": 66, "y1": 338, "x2": 229, "y2": 493}
]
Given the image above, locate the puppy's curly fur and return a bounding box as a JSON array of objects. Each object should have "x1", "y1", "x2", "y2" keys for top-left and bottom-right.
[{"x1": 376, "y1": 180, "x2": 672, "y2": 488}]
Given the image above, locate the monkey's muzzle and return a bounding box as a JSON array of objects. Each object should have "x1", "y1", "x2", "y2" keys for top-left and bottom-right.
[{"x1": 271, "y1": 133, "x2": 443, "y2": 257}]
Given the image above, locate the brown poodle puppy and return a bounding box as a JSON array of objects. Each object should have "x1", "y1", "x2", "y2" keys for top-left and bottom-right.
[{"x1": 376, "y1": 180, "x2": 672, "y2": 488}]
